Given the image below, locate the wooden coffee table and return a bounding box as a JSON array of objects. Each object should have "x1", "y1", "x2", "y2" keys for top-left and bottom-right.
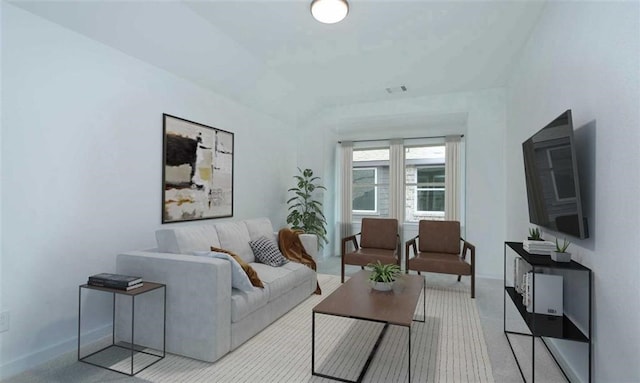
[{"x1": 312, "y1": 270, "x2": 425, "y2": 383}]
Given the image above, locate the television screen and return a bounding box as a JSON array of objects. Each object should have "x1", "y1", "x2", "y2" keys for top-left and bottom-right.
[{"x1": 522, "y1": 110, "x2": 589, "y2": 239}]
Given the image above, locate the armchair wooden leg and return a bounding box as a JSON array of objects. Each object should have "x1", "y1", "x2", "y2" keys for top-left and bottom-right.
[
  {"x1": 341, "y1": 259, "x2": 345, "y2": 283},
  {"x1": 471, "y1": 273, "x2": 475, "y2": 299},
  {"x1": 457, "y1": 275, "x2": 462, "y2": 282}
]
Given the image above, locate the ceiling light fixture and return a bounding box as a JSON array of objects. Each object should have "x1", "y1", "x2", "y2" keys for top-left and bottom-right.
[{"x1": 310, "y1": 0, "x2": 349, "y2": 24}]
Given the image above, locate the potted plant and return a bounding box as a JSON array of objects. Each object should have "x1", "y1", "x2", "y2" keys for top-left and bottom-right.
[
  {"x1": 528, "y1": 227, "x2": 542, "y2": 241},
  {"x1": 286, "y1": 168, "x2": 328, "y2": 248},
  {"x1": 551, "y1": 238, "x2": 572, "y2": 262},
  {"x1": 367, "y1": 261, "x2": 401, "y2": 291}
]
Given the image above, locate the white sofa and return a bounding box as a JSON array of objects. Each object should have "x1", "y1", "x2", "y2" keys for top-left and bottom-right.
[{"x1": 115, "y1": 217, "x2": 318, "y2": 363}]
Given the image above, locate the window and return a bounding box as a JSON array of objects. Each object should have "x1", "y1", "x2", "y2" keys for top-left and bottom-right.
[
  {"x1": 416, "y1": 166, "x2": 445, "y2": 214},
  {"x1": 352, "y1": 148, "x2": 389, "y2": 215},
  {"x1": 353, "y1": 168, "x2": 377, "y2": 212},
  {"x1": 405, "y1": 145, "x2": 446, "y2": 221}
]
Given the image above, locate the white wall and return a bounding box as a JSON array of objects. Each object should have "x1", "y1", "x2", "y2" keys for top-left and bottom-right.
[
  {"x1": 505, "y1": 2, "x2": 640, "y2": 381},
  {"x1": 0, "y1": 0, "x2": 4, "y2": 371},
  {"x1": 296, "y1": 115, "x2": 338, "y2": 256},
  {"x1": 298, "y1": 89, "x2": 507, "y2": 278},
  {"x1": 0, "y1": 4, "x2": 296, "y2": 378}
]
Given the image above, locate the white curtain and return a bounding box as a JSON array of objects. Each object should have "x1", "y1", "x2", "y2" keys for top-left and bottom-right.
[
  {"x1": 389, "y1": 139, "x2": 405, "y2": 222},
  {"x1": 336, "y1": 142, "x2": 353, "y2": 253},
  {"x1": 389, "y1": 139, "x2": 405, "y2": 248},
  {"x1": 445, "y1": 135, "x2": 461, "y2": 221}
]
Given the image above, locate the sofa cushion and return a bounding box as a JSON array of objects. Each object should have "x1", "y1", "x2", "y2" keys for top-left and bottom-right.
[
  {"x1": 202, "y1": 251, "x2": 255, "y2": 292},
  {"x1": 215, "y1": 222, "x2": 254, "y2": 263},
  {"x1": 156, "y1": 225, "x2": 221, "y2": 254},
  {"x1": 250, "y1": 262, "x2": 314, "y2": 301},
  {"x1": 250, "y1": 237, "x2": 288, "y2": 267},
  {"x1": 230, "y1": 285, "x2": 270, "y2": 323},
  {"x1": 211, "y1": 246, "x2": 264, "y2": 288},
  {"x1": 244, "y1": 218, "x2": 277, "y2": 243}
]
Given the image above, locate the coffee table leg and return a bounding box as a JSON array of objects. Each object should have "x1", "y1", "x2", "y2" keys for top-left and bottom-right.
[
  {"x1": 423, "y1": 279, "x2": 426, "y2": 321},
  {"x1": 413, "y1": 278, "x2": 426, "y2": 323},
  {"x1": 408, "y1": 326, "x2": 411, "y2": 383},
  {"x1": 311, "y1": 311, "x2": 315, "y2": 375}
]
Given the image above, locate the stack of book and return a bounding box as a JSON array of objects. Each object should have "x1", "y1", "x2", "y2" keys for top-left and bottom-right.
[
  {"x1": 88, "y1": 273, "x2": 143, "y2": 291},
  {"x1": 523, "y1": 239, "x2": 555, "y2": 255},
  {"x1": 513, "y1": 257, "x2": 532, "y2": 295}
]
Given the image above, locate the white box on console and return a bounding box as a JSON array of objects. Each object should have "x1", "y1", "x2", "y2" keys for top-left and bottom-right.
[{"x1": 524, "y1": 273, "x2": 563, "y2": 316}]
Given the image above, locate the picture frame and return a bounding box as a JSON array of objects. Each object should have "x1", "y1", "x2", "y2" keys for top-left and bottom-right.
[{"x1": 162, "y1": 114, "x2": 234, "y2": 223}]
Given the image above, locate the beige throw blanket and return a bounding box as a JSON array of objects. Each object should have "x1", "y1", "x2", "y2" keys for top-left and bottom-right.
[{"x1": 278, "y1": 228, "x2": 321, "y2": 294}]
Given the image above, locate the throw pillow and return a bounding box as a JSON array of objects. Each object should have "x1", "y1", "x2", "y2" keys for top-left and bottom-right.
[
  {"x1": 211, "y1": 246, "x2": 264, "y2": 288},
  {"x1": 249, "y1": 236, "x2": 289, "y2": 267},
  {"x1": 193, "y1": 251, "x2": 254, "y2": 292}
]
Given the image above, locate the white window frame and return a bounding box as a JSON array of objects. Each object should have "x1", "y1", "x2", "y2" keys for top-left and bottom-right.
[
  {"x1": 352, "y1": 167, "x2": 378, "y2": 214},
  {"x1": 415, "y1": 166, "x2": 445, "y2": 216}
]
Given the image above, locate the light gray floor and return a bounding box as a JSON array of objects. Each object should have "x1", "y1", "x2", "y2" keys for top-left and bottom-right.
[{"x1": 317, "y1": 255, "x2": 567, "y2": 383}]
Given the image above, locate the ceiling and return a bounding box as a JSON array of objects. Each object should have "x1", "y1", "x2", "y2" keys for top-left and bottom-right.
[{"x1": 12, "y1": 0, "x2": 546, "y2": 123}]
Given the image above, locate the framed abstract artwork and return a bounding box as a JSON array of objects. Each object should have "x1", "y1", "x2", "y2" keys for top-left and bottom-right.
[{"x1": 162, "y1": 114, "x2": 234, "y2": 223}]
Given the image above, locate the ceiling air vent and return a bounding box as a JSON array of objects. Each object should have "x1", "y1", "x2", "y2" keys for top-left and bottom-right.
[{"x1": 386, "y1": 85, "x2": 407, "y2": 94}]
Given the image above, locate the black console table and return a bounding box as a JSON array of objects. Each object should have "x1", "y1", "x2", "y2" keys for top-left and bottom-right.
[{"x1": 504, "y1": 242, "x2": 592, "y2": 382}]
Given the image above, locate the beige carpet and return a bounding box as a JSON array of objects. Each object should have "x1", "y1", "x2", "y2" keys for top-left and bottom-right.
[{"x1": 119, "y1": 273, "x2": 494, "y2": 383}]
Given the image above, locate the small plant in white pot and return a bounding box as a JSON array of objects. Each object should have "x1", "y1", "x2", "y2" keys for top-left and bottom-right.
[
  {"x1": 367, "y1": 261, "x2": 401, "y2": 291},
  {"x1": 528, "y1": 227, "x2": 542, "y2": 241},
  {"x1": 552, "y1": 238, "x2": 572, "y2": 262}
]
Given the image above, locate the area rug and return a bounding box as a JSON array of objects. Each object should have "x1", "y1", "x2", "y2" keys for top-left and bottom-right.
[{"x1": 130, "y1": 273, "x2": 494, "y2": 383}]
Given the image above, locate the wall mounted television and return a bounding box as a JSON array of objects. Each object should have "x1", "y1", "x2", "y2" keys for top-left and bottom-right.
[{"x1": 522, "y1": 110, "x2": 589, "y2": 239}]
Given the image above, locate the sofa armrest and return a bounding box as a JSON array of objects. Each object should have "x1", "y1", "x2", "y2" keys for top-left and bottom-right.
[
  {"x1": 299, "y1": 233, "x2": 319, "y2": 260},
  {"x1": 116, "y1": 250, "x2": 232, "y2": 362}
]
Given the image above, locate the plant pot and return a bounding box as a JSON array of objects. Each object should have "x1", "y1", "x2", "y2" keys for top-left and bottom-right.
[
  {"x1": 370, "y1": 280, "x2": 394, "y2": 291},
  {"x1": 527, "y1": 237, "x2": 543, "y2": 241},
  {"x1": 551, "y1": 251, "x2": 571, "y2": 262}
]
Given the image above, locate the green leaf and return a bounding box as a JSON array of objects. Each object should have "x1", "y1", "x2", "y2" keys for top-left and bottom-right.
[{"x1": 286, "y1": 167, "x2": 328, "y2": 249}]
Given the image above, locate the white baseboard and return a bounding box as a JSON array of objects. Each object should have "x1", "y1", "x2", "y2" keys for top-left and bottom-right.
[
  {"x1": 476, "y1": 272, "x2": 503, "y2": 280},
  {"x1": 0, "y1": 324, "x2": 111, "y2": 381}
]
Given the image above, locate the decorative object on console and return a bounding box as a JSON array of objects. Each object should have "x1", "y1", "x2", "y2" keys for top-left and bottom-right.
[
  {"x1": 551, "y1": 238, "x2": 572, "y2": 262},
  {"x1": 250, "y1": 236, "x2": 288, "y2": 267},
  {"x1": 528, "y1": 227, "x2": 542, "y2": 240},
  {"x1": 286, "y1": 168, "x2": 328, "y2": 248},
  {"x1": 523, "y1": 272, "x2": 564, "y2": 316},
  {"x1": 513, "y1": 257, "x2": 531, "y2": 294},
  {"x1": 522, "y1": 239, "x2": 555, "y2": 255},
  {"x1": 367, "y1": 261, "x2": 401, "y2": 291},
  {"x1": 162, "y1": 114, "x2": 234, "y2": 223}
]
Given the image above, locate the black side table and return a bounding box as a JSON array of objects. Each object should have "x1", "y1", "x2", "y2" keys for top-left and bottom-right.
[{"x1": 78, "y1": 281, "x2": 166, "y2": 376}]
